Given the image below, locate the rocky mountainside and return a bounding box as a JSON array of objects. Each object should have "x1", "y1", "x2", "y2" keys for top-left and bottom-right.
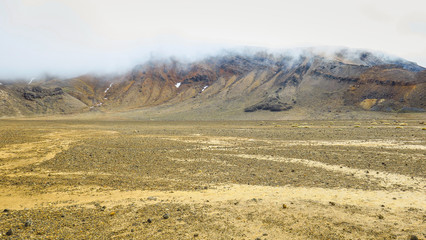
[{"x1": 0, "y1": 48, "x2": 425, "y2": 119}]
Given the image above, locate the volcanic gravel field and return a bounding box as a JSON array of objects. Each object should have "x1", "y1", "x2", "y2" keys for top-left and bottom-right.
[{"x1": 0, "y1": 119, "x2": 425, "y2": 239}]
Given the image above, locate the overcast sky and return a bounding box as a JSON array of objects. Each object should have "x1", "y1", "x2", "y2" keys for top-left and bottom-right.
[{"x1": 1, "y1": 0, "x2": 425, "y2": 79}]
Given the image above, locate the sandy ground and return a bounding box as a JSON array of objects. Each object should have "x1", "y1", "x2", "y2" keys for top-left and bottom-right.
[{"x1": 0, "y1": 119, "x2": 425, "y2": 239}]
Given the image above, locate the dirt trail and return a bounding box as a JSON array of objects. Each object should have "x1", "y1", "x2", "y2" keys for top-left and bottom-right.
[
  {"x1": 0, "y1": 131, "x2": 76, "y2": 169},
  {"x1": 1, "y1": 184, "x2": 424, "y2": 211},
  {"x1": 280, "y1": 139, "x2": 426, "y2": 150},
  {"x1": 0, "y1": 130, "x2": 117, "y2": 169},
  {"x1": 232, "y1": 154, "x2": 425, "y2": 191},
  {"x1": 1, "y1": 183, "x2": 424, "y2": 239}
]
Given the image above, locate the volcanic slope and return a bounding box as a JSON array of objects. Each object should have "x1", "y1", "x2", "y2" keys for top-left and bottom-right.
[{"x1": 0, "y1": 48, "x2": 424, "y2": 119}]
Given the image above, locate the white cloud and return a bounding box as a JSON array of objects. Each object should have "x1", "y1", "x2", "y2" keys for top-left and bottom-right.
[{"x1": 0, "y1": 0, "x2": 425, "y2": 78}]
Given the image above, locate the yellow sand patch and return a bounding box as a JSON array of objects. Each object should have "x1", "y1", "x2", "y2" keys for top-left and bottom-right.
[{"x1": 359, "y1": 99, "x2": 377, "y2": 110}]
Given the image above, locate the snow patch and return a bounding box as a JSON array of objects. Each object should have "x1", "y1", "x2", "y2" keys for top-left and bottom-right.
[
  {"x1": 104, "y1": 83, "x2": 113, "y2": 93},
  {"x1": 28, "y1": 77, "x2": 35, "y2": 85},
  {"x1": 175, "y1": 82, "x2": 181, "y2": 88},
  {"x1": 202, "y1": 85, "x2": 208, "y2": 92}
]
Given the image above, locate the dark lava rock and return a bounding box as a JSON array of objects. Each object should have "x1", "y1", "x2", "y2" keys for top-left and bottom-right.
[
  {"x1": 6, "y1": 229, "x2": 13, "y2": 236},
  {"x1": 3, "y1": 209, "x2": 9, "y2": 212},
  {"x1": 147, "y1": 218, "x2": 152, "y2": 223},
  {"x1": 244, "y1": 97, "x2": 293, "y2": 112},
  {"x1": 22, "y1": 86, "x2": 64, "y2": 101},
  {"x1": 409, "y1": 235, "x2": 418, "y2": 240},
  {"x1": 24, "y1": 220, "x2": 32, "y2": 227},
  {"x1": 163, "y1": 214, "x2": 170, "y2": 219}
]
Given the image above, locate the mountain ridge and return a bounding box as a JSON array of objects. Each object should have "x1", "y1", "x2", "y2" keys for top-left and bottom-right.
[{"x1": 1, "y1": 47, "x2": 425, "y2": 119}]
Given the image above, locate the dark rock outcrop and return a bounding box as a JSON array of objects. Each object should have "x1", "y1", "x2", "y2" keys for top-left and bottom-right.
[
  {"x1": 245, "y1": 97, "x2": 293, "y2": 112},
  {"x1": 21, "y1": 86, "x2": 64, "y2": 101}
]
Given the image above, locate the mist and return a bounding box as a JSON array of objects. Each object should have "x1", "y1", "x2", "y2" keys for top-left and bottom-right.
[
  {"x1": 0, "y1": 34, "x2": 234, "y2": 79},
  {"x1": 1, "y1": 0, "x2": 425, "y2": 79}
]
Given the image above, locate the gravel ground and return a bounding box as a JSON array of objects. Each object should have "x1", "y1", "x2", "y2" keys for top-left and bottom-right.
[{"x1": 0, "y1": 119, "x2": 425, "y2": 239}]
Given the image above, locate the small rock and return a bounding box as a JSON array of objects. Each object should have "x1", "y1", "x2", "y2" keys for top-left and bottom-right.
[
  {"x1": 278, "y1": 169, "x2": 283, "y2": 172},
  {"x1": 282, "y1": 204, "x2": 287, "y2": 209},
  {"x1": 147, "y1": 196, "x2": 157, "y2": 201},
  {"x1": 194, "y1": 233, "x2": 199, "y2": 237},
  {"x1": 409, "y1": 235, "x2": 418, "y2": 240},
  {"x1": 24, "y1": 220, "x2": 32, "y2": 227},
  {"x1": 329, "y1": 201, "x2": 336, "y2": 206},
  {"x1": 378, "y1": 214, "x2": 384, "y2": 219},
  {"x1": 131, "y1": 229, "x2": 134, "y2": 232},
  {"x1": 163, "y1": 214, "x2": 170, "y2": 219},
  {"x1": 6, "y1": 229, "x2": 12, "y2": 236},
  {"x1": 263, "y1": 233, "x2": 268, "y2": 236},
  {"x1": 291, "y1": 170, "x2": 295, "y2": 172},
  {"x1": 110, "y1": 212, "x2": 116, "y2": 216},
  {"x1": 3, "y1": 209, "x2": 9, "y2": 213},
  {"x1": 147, "y1": 218, "x2": 152, "y2": 223}
]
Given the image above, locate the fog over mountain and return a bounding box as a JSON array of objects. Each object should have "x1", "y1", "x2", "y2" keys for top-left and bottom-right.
[
  {"x1": 1, "y1": 47, "x2": 424, "y2": 119},
  {"x1": 1, "y1": 0, "x2": 425, "y2": 79}
]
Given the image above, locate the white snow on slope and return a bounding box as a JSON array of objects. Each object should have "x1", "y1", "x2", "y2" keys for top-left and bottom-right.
[
  {"x1": 104, "y1": 83, "x2": 113, "y2": 93},
  {"x1": 28, "y1": 77, "x2": 35, "y2": 85}
]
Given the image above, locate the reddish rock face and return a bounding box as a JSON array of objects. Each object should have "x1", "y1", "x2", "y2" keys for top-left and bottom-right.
[{"x1": 0, "y1": 49, "x2": 424, "y2": 117}]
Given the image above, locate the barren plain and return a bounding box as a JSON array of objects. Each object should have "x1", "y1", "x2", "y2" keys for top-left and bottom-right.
[{"x1": 0, "y1": 119, "x2": 425, "y2": 239}]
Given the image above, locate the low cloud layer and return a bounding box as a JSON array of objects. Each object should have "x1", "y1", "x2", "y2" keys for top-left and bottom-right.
[{"x1": 1, "y1": 0, "x2": 425, "y2": 79}]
